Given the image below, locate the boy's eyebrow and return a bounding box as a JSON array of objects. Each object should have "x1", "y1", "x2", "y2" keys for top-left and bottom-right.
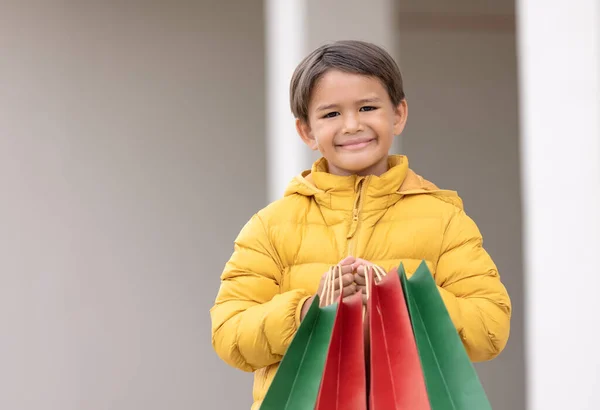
[
  {"x1": 315, "y1": 97, "x2": 382, "y2": 112},
  {"x1": 315, "y1": 103, "x2": 339, "y2": 112},
  {"x1": 357, "y1": 97, "x2": 382, "y2": 104}
]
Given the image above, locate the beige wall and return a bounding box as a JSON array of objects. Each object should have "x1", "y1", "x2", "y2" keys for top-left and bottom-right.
[
  {"x1": 397, "y1": 4, "x2": 525, "y2": 410},
  {"x1": 0, "y1": 2, "x2": 262, "y2": 409},
  {"x1": 0, "y1": 2, "x2": 524, "y2": 410}
]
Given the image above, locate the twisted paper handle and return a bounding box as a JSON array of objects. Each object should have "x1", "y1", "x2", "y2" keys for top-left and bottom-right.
[
  {"x1": 319, "y1": 267, "x2": 331, "y2": 308},
  {"x1": 319, "y1": 264, "x2": 344, "y2": 307},
  {"x1": 363, "y1": 264, "x2": 387, "y2": 320},
  {"x1": 364, "y1": 264, "x2": 386, "y2": 300}
]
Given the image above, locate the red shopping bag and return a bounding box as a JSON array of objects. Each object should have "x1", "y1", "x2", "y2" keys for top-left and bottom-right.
[
  {"x1": 368, "y1": 265, "x2": 431, "y2": 410},
  {"x1": 315, "y1": 265, "x2": 367, "y2": 410}
]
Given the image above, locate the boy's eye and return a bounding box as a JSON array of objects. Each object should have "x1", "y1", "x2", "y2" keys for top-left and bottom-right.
[
  {"x1": 360, "y1": 106, "x2": 377, "y2": 112},
  {"x1": 323, "y1": 111, "x2": 340, "y2": 119}
]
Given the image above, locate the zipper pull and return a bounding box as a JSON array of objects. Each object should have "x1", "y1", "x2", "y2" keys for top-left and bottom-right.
[{"x1": 347, "y1": 208, "x2": 359, "y2": 239}]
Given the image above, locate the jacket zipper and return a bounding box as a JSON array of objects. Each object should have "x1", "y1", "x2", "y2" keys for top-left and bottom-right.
[{"x1": 346, "y1": 177, "x2": 368, "y2": 257}]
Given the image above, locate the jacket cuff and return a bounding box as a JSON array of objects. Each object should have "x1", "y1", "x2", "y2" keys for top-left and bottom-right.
[
  {"x1": 436, "y1": 285, "x2": 464, "y2": 334},
  {"x1": 294, "y1": 294, "x2": 313, "y2": 328}
]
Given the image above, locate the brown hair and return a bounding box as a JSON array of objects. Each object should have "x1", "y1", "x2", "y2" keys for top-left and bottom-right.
[{"x1": 290, "y1": 40, "x2": 405, "y2": 122}]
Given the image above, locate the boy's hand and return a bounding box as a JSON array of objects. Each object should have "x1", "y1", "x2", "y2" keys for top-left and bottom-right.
[
  {"x1": 352, "y1": 258, "x2": 380, "y2": 305},
  {"x1": 300, "y1": 256, "x2": 357, "y2": 320}
]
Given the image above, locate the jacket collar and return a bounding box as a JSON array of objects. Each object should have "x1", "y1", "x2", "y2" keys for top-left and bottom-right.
[{"x1": 284, "y1": 155, "x2": 463, "y2": 211}]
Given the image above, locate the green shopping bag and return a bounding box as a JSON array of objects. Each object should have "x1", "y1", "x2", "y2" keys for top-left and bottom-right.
[
  {"x1": 259, "y1": 294, "x2": 337, "y2": 410},
  {"x1": 399, "y1": 261, "x2": 492, "y2": 410}
]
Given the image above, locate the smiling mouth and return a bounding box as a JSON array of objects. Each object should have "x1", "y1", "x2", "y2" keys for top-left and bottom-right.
[{"x1": 337, "y1": 138, "x2": 376, "y2": 150}]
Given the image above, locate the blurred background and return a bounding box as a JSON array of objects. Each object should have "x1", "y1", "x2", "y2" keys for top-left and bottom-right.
[{"x1": 0, "y1": 1, "x2": 597, "y2": 409}]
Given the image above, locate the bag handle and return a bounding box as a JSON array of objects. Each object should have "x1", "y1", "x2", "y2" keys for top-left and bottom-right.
[
  {"x1": 363, "y1": 264, "x2": 387, "y2": 319},
  {"x1": 331, "y1": 264, "x2": 343, "y2": 305},
  {"x1": 372, "y1": 265, "x2": 386, "y2": 282},
  {"x1": 319, "y1": 266, "x2": 332, "y2": 307},
  {"x1": 365, "y1": 264, "x2": 387, "y2": 301},
  {"x1": 319, "y1": 264, "x2": 344, "y2": 307},
  {"x1": 365, "y1": 266, "x2": 372, "y2": 302}
]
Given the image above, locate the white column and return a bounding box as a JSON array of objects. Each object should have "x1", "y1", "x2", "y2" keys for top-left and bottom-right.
[
  {"x1": 265, "y1": 0, "x2": 310, "y2": 203},
  {"x1": 516, "y1": 1, "x2": 600, "y2": 409}
]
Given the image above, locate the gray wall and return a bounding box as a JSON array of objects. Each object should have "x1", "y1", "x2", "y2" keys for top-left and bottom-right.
[
  {"x1": 0, "y1": 2, "x2": 524, "y2": 410},
  {"x1": 397, "y1": 4, "x2": 525, "y2": 410},
  {"x1": 0, "y1": 2, "x2": 262, "y2": 409}
]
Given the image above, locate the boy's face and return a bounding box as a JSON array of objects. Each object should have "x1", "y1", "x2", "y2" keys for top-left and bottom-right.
[{"x1": 296, "y1": 69, "x2": 407, "y2": 177}]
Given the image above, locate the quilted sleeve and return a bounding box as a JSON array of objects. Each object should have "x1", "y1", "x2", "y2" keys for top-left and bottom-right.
[
  {"x1": 435, "y1": 209, "x2": 512, "y2": 362},
  {"x1": 210, "y1": 213, "x2": 312, "y2": 372}
]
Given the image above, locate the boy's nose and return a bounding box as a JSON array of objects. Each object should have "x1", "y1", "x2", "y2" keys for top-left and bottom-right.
[{"x1": 342, "y1": 114, "x2": 362, "y2": 134}]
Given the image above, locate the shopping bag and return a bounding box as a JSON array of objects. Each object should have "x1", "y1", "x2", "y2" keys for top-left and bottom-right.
[
  {"x1": 367, "y1": 265, "x2": 431, "y2": 410},
  {"x1": 315, "y1": 265, "x2": 367, "y2": 410},
  {"x1": 259, "y1": 268, "x2": 338, "y2": 410},
  {"x1": 399, "y1": 261, "x2": 492, "y2": 410}
]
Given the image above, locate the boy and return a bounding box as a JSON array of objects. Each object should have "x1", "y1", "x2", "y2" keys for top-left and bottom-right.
[{"x1": 210, "y1": 40, "x2": 511, "y2": 410}]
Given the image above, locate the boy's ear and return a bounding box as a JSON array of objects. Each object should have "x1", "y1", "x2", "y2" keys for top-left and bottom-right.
[
  {"x1": 296, "y1": 119, "x2": 319, "y2": 150},
  {"x1": 392, "y1": 99, "x2": 408, "y2": 136}
]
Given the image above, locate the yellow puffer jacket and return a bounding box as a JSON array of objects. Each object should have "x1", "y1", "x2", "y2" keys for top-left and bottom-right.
[{"x1": 210, "y1": 155, "x2": 511, "y2": 410}]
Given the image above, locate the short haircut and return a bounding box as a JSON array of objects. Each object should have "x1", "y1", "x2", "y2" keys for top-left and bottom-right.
[{"x1": 290, "y1": 40, "x2": 405, "y2": 122}]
